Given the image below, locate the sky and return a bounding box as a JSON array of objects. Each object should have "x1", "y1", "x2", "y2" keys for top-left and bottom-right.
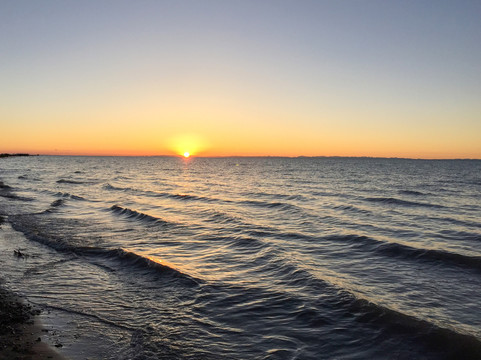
[{"x1": 1, "y1": 0, "x2": 480, "y2": 158}]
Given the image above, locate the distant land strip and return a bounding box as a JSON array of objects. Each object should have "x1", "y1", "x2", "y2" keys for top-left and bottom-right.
[{"x1": 0, "y1": 153, "x2": 36, "y2": 158}]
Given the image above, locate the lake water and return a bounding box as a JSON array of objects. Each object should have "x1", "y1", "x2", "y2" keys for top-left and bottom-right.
[{"x1": 1, "y1": 156, "x2": 480, "y2": 359}]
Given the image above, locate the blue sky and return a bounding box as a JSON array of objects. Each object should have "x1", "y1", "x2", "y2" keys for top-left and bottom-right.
[{"x1": 1, "y1": 1, "x2": 480, "y2": 157}]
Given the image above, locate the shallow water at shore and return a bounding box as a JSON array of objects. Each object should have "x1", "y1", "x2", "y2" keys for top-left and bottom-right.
[{"x1": 1, "y1": 156, "x2": 481, "y2": 359}]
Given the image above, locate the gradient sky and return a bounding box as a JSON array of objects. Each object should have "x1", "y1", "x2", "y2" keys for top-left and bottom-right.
[{"x1": 1, "y1": 1, "x2": 480, "y2": 158}]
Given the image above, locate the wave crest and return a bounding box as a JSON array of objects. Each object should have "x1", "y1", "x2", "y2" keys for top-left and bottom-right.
[
  {"x1": 328, "y1": 234, "x2": 481, "y2": 271},
  {"x1": 364, "y1": 197, "x2": 444, "y2": 208},
  {"x1": 9, "y1": 218, "x2": 199, "y2": 286},
  {"x1": 109, "y1": 205, "x2": 174, "y2": 227},
  {"x1": 56, "y1": 179, "x2": 85, "y2": 184}
]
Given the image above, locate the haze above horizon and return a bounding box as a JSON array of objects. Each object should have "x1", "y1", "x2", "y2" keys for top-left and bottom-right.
[{"x1": 1, "y1": 1, "x2": 480, "y2": 159}]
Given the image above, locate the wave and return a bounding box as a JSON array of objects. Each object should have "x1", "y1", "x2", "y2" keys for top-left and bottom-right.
[
  {"x1": 9, "y1": 219, "x2": 199, "y2": 287},
  {"x1": 379, "y1": 243, "x2": 481, "y2": 271},
  {"x1": 310, "y1": 190, "x2": 335, "y2": 197},
  {"x1": 18, "y1": 174, "x2": 41, "y2": 181},
  {"x1": 269, "y1": 261, "x2": 481, "y2": 357},
  {"x1": 398, "y1": 190, "x2": 427, "y2": 196},
  {"x1": 438, "y1": 229, "x2": 481, "y2": 242},
  {"x1": 44, "y1": 193, "x2": 87, "y2": 212},
  {"x1": 246, "y1": 228, "x2": 315, "y2": 246},
  {"x1": 0, "y1": 181, "x2": 11, "y2": 189},
  {"x1": 0, "y1": 182, "x2": 34, "y2": 201},
  {"x1": 84, "y1": 248, "x2": 201, "y2": 286},
  {"x1": 169, "y1": 193, "x2": 215, "y2": 202},
  {"x1": 50, "y1": 199, "x2": 65, "y2": 208},
  {"x1": 200, "y1": 234, "x2": 269, "y2": 253},
  {"x1": 23, "y1": 258, "x2": 75, "y2": 276},
  {"x1": 364, "y1": 197, "x2": 444, "y2": 208},
  {"x1": 40, "y1": 302, "x2": 135, "y2": 331},
  {"x1": 109, "y1": 205, "x2": 175, "y2": 227},
  {"x1": 54, "y1": 192, "x2": 86, "y2": 201},
  {"x1": 327, "y1": 234, "x2": 481, "y2": 272},
  {"x1": 242, "y1": 190, "x2": 307, "y2": 202},
  {"x1": 240, "y1": 199, "x2": 300, "y2": 211},
  {"x1": 434, "y1": 216, "x2": 481, "y2": 229},
  {"x1": 218, "y1": 253, "x2": 481, "y2": 357},
  {"x1": 213, "y1": 262, "x2": 481, "y2": 358},
  {"x1": 104, "y1": 183, "x2": 220, "y2": 203},
  {"x1": 0, "y1": 192, "x2": 27, "y2": 201},
  {"x1": 56, "y1": 179, "x2": 85, "y2": 184},
  {"x1": 239, "y1": 225, "x2": 481, "y2": 272},
  {"x1": 346, "y1": 296, "x2": 481, "y2": 359},
  {"x1": 103, "y1": 183, "x2": 130, "y2": 191},
  {"x1": 201, "y1": 209, "x2": 244, "y2": 226},
  {"x1": 332, "y1": 204, "x2": 371, "y2": 214},
  {"x1": 237, "y1": 227, "x2": 481, "y2": 273}
]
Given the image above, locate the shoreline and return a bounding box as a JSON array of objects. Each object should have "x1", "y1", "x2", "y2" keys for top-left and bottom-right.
[
  {"x1": 0, "y1": 285, "x2": 66, "y2": 360},
  {"x1": 0, "y1": 216, "x2": 117, "y2": 360},
  {"x1": 0, "y1": 216, "x2": 66, "y2": 360}
]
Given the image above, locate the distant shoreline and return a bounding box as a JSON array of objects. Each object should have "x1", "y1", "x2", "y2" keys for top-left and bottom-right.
[{"x1": 0, "y1": 153, "x2": 37, "y2": 158}]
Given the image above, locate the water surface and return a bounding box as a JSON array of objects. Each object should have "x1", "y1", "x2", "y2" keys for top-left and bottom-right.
[{"x1": 1, "y1": 156, "x2": 480, "y2": 359}]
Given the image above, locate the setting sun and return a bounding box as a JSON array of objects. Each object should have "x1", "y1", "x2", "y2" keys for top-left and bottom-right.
[{"x1": 166, "y1": 133, "x2": 209, "y2": 157}]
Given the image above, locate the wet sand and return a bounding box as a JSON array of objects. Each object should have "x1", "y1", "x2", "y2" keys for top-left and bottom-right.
[{"x1": 0, "y1": 286, "x2": 66, "y2": 360}]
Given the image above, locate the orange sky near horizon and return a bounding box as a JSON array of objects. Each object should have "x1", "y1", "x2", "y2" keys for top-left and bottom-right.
[
  {"x1": 2, "y1": 119, "x2": 480, "y2": 159},
  {"x1": 2, "y1": 93, "x2": 480, "y2": 158},
  {"x1": 1, "y1": 79, "x2": 480, "y2": 158},
  {"x1": 1, "y1": 2, "x2": 480, "y2": 159}
]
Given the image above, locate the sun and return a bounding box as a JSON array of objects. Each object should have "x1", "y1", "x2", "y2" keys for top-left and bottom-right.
[{"x1": 167, "y1": 134, "x2": 208, "y2": 158}]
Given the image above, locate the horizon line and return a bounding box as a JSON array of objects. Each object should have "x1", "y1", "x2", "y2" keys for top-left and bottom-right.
[{"x1": 2, "y1": 153, "x2": 480, "y2": 161}]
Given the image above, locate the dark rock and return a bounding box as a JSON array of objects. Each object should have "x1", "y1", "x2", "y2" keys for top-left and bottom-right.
[{"x1": 13, "y1": 249, "x2": 29, "y2": 258}]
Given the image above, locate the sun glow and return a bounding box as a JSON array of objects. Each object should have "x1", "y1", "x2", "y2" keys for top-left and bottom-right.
[{"x1": 167, "y1": 133, "x2": 208, "y2": 157}]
